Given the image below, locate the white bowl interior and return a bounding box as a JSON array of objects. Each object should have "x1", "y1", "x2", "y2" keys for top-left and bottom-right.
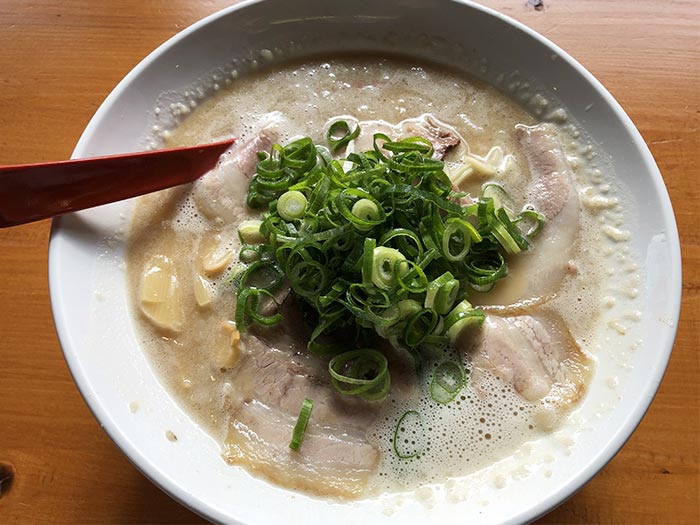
[{"x1": 49, "y1": 1, "x2": 681, "y2": 523}]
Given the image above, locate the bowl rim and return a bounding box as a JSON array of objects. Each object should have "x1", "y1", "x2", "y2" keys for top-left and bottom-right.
[{"x1": 48, "y1": 1, "x2": 683, "y2": 523}]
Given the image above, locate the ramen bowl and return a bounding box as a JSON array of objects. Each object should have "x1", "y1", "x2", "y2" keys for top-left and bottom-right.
[{"x1": 48, "y1": 0, "x2": 681, "y2": 523}]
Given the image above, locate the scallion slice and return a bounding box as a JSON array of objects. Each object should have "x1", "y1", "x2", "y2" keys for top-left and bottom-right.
[
  {"x1": 235, "y1": 288, "x2": 282, "y2": 331},
  {"x1": 371, "y1": 246, "x2": 407, "y2": 290},
  {"x1": 481, "y1": 182, "x2": 513, "y2": 212},
  {"x1": 289, "y1": 398, "x2": 314, "y2": 451},
  {"x1": 517, "y1": 209, "x2": 546, "y2": 238},
  {"x1": 328, "y1": 349, "x2": 390, "y2": 401},
  {"x1": 393, "y1": 410, "x2": 424, "y2": 459},
  {"x1": 326, "y1": 120, "x2": 360, "y2": 153},
  {"x1": 351, "y1": 198, "x2": 382, "y2": 230},
  {"x1": 239, "y1": 245, "x2": 261, "y2": 263},
  {"x1": 237, "y1": 219, "x2": 265, "y2": 244},
  {"x1": 442, "y1": 217, "x2": 481, "y2": 262},
  {"x1": 444, "y1": 299, "x2": 485, "y2": 343},
  {"x1": 430, "y1": 361, "x2": 467, "y2": 404},
  {"x1": 424, "y1": 271, "x2": 459, "y2": 315},
  {"x1": 277, "y1": 190, "x2": 308, "y2": 221}
]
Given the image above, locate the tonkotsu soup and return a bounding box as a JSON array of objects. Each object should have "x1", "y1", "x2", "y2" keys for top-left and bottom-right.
[{"x1": 126, "y1": 55, "x2": 635, "y2": 499}]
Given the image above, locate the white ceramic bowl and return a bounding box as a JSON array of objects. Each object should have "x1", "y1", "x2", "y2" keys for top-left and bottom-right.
[{"x1": 48, "y1": 1, "x2": 682, "y2": 523}]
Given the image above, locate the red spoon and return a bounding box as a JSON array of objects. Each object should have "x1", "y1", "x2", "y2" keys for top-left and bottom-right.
[{"x1": 0, "y1": 138, "x2": 236, "y2": 228}]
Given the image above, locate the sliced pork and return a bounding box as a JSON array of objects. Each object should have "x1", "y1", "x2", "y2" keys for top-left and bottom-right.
[
  {"x1": 474, "y1": 124, "x2": 581, "y2": 308},
  {"x1": 222, "y1": 336, "x2": 380, "y2": 498},
  {"x1": 518, "y1": 124, "x2": 579, "y2": 223},
  {"x1": 193, "y1": 122, "x2": 280, "y2": 223},
  {"x1": 462, "y1": 311, "x2": 591, "y2": 409}
]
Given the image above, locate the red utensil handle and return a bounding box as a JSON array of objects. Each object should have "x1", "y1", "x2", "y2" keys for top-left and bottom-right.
[{"x1": 0, "y1": 138, "x2": 235, "y2": 227}]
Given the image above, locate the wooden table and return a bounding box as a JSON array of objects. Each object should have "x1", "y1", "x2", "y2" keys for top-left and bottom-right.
[{"x1": 0, "y1": 1, "x2": 697, "y2": 523}]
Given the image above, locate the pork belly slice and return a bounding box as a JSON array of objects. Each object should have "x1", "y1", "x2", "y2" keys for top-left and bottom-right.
[
  {"x1": 475, "y1": 124, "x2": 581, "y2": 308},
  {"x1": 518, "y1": 124, "x2": 581, "y2": 227},
  {"x1": 193, "y1": 121, "x2": 280, "y2": 223},
  {"x1": 223, "y1": 336, "x2": 380, "y2": 499},
  {"x1": 462, "y1": 312, "x2": 592, "y2": 409}
]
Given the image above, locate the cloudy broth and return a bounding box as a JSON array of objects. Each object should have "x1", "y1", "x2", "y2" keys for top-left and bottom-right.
[{"x1": 127, "y1": 55, "x2": 619, "y2": 498}]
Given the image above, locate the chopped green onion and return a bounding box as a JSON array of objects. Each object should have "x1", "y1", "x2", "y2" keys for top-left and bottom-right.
[
  {"x1": 235, "y1": 133, "x2": 545, "y2": 397},
  {"x1": 237, "y1": 219, "x2": 265, "y2": 244},
  {"x1": 382, "y1": 136, "x2": 433, "y2": 155},
  {"x1": 239, "y1": 245, "x2": 261, "y2": 263},
  {"x1": 395, "y1": 260, "x2": 428, "y2": 294},
  {"x1": 470, "y1": 282, "x2": 494, "y2": 293},
  {"x1": 351, "y1": 198, "x2": 381, "y2": 231},
  {"x1": 277, "y1": 190, "x2": 308, "y2": 221},
  {"x1": 361, "y1": 237, "x2": 377, "y2": 286},
  {"x1": 465, "y1": 248, "x2": 508, "y2": 288},
  {"x1": 371, "y1": 246, "x2": 407, "y2": 290},
  {"x1": 424, "y1": 271, "x2": 459, "y2": 315},
  {"x1": 289, "y1": 259, "x2": 328, "y2": 299},
  {"x1": 235, "y1": 288, "x2": 282, "y2": 332},
  {"x1": 223, "y1": 263, "x2": 247, "y2": 285},
  {"x1": 442, "y1": 218, "x2": 481, "y2": 262},
  {"x1": 517, "y1": 209, "x2": 546, "y2": 238},
  {"x1": 397, "y1": 299, "x2": 422, "y2": 319},
  {"x1": 326, "y1": 120, "x2": 360, "y2": 152},
  {"x1": 495, "y1": 208, "x2": 530, "y2": 253},
  {"x1": 336, "y1": 189, "x2": 386, "y2": 230},
  {"x1": 379, "y1": 228, "x2": 424, "y2": 258},
  {"x1": 289, "y1": 398, "x2": 314, "y2": 451},
  {"x1": 444, "y1": 299, "x2": 485, "y2": 343},
  {"x1": 329, "y1": 349, "x2": 390, "y2": 401},
  {"x1": 351, "y1": 198, "x2": 380, "y2": 220},
  {"x1": 237, "y1": 259, "x2": 284, "y2": 293},
  {"x1": 393, "y1": 410, "x2": 424, "y2": 459},
  {"x1": 404, "y1": 308, "x2": 438, "y2": 347},
  {"x1": 481, "y1": 182, "x2": 514, "y2": 213},
  {"x1": 430, "y1": 361, "x2": 467, "y2": 404},
  {"x1": 491, "y1": 220, "x2": 522, "y2": 254}
]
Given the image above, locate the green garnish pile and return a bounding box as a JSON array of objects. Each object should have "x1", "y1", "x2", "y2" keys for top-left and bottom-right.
[{"x1": 234, "y1": 125, "x2": 543, "y2": 403}]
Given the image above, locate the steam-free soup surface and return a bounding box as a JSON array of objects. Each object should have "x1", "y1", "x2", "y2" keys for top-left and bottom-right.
[{"x1": 127, "y1": 56, "x2": 605, "y2": 498}]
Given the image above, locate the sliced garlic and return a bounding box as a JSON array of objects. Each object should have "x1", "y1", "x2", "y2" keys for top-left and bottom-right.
[
  {"x1": 193, "y1": 274, "x2": 214, "y2": 307},
  {"x1": 140, "y1": 255, "x2": 183, "y2": 333},
  {"x1": 237, "y1": 219, "x2": 265, "y2": 244},
  {"x1": 141, "y1": 261, "x2": 171, "y2": 303},
  {"x1": 216, "y1": 322, "x2": 241, "y2": 369},
  {"x1": 202, "y1": 250, "x2": 233, "y2": 274},
  {"x1": 198, "y1": 232, "x2": 233, "y2": 275}
]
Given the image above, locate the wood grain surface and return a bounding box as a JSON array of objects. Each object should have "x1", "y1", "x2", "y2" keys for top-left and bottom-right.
[{"x1": 0, "y1": 1, "x2": 697, "y2": 523}]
